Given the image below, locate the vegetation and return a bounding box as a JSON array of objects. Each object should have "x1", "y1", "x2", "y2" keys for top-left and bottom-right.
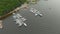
[{"x1": 0, "y1": 0, "x2": 27, "y2": 16}]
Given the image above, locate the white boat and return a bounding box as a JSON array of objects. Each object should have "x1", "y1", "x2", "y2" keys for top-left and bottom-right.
[
  {"x1": 30, "y1": 8, "x2": 43, "y2": 17},
  {"x1": 12, "y1": 13, "x2": 27, "y2": 27}
]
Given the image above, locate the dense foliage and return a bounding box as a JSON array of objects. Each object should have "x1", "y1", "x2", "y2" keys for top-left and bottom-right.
[{"x1": 0, "y1": 0, "x2": 27, "y2": 16}]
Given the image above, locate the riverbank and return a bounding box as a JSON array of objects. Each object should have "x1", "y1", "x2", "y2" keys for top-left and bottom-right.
[{"x1": 0, "y1": 3, "x2": 28, "y2": 20}]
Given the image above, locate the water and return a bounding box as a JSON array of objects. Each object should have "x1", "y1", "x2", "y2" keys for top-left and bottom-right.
[{"x1": 1, "y1": 0, "x2": 60, "y2": 34}]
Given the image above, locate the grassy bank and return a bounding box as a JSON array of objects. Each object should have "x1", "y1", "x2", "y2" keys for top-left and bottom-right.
[{"x1": 0, "y1": 0, "x2": 27, "y2": 16}]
